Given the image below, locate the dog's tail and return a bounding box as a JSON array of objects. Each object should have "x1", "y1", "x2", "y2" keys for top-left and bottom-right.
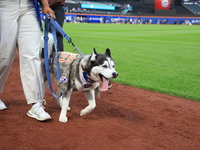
[{"x1": 40, "y1": 33, "x2": 54, "y2": 58}]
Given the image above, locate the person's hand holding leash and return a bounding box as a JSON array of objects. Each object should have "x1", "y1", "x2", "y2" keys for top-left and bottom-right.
[
  {"x1": 40, "y1": 0, "x2": 56, "y2": 19},
  {"x1": 43, "y1": 7, "x2": 55, "y2": 19}
]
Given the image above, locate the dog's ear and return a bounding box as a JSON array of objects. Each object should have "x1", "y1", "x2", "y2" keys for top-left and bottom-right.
[
  {"x1": 105, "y1": 48, "x2": 111, "y2": 57},
  {"x1": 91, "y1": 48, "x2": 97, "y2": 61}
]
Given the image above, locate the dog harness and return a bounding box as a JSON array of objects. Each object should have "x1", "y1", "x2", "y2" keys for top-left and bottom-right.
[{"x1": 49, "y1": 52, "x2": 99, "y2": 97}]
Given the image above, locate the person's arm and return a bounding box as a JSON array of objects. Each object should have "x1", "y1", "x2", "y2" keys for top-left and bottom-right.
[
  {"x1": 39, "y1": 0, "x2": 56, "y2": 19},
  {"x1": 49, "y1": 0, "x2": 63, "y2": 9}
]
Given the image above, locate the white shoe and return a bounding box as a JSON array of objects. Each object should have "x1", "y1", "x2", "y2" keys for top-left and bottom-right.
[
  {"x1": 0, "y1": 100, "x2": 7, "y2": 110},
  {"x1": 27, "y1": 101, "x2": 51, "y2": 121}
]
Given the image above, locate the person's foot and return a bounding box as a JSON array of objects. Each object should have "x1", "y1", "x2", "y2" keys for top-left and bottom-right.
[
  {"x1": 0, "y1": 100, "x2": 7, "y2": 110},
  {"x1": 27, "y1": 102, "x2": 51, "y2": 121}
]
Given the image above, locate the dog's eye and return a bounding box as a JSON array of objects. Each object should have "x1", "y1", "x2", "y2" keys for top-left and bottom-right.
[
  {"x1": 112, "y1": 65, "x2": 115, "y2": 68},
  {"x1": 102, "y1": 65, "x2": 107, "y2": 68}
]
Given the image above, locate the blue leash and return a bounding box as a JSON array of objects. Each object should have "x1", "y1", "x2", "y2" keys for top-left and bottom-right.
[
  {"x1": 44, "y1": 16, "x2": 61, "y2": 98},
  {"x1": 45, "y1": 14, "x2": 85, "y2": 58},
  {"x1": 34, "y1": 0, "x2": 43, "y2": 31},
  {"x1": 44, "y1": 14, "x2": 84, "y2": 98}
]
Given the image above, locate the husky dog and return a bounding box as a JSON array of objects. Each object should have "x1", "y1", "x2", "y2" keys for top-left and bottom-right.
[{"x1": 41, "y1": 34, "x2": 118, "y2": 123}]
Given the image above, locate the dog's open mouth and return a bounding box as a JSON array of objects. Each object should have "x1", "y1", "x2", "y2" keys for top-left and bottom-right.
[{"x1": 99, "y1": 74, "x2": 109, "y2": 91}]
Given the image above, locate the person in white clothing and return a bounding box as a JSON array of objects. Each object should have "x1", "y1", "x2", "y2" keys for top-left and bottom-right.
[{"x1": 0, "y1": 0, "x2": 55, "y2": 121}]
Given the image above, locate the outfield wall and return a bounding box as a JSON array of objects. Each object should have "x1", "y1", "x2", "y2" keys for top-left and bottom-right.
[{"x1": 41, "y1": 13, "x2": 200, "y2": 25}]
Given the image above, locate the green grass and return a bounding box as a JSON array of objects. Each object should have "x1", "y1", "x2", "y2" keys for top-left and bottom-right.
[{"x1": 61, "y1": 23, "x2": 200, "y2": 101}]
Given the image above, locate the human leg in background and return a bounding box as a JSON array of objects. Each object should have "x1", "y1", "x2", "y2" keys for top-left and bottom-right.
[{"x1": 50, "y1": 5, "x2": 65, "y2": 51}]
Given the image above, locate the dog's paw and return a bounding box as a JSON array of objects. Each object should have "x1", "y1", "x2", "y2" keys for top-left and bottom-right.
[
  {"x1": 80, "y1": 110, "x2": 85, "y2": 116},
  {"x1": 80, "y1": 109, "x2": 90, "y2": 116},
  {"x1": 59, "y1": 115, "x2": 68, "y2": 123}
]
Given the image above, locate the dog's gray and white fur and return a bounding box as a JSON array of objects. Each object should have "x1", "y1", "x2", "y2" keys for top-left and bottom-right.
[{"x1": 41, "y1": 34, "x2": 118, "y2": 123}]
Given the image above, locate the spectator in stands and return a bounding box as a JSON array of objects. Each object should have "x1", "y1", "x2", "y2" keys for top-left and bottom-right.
[
  {"x1": 82, "y1": 8, "x2": 87, "y2": 12},
  {"x1": 194, "y1": 20, "x2": 199, "y2": 24},
  {"x1": 0, "y1": 0, "x2": 55, "y2": 121},
  {"x1": 174, "y1": 20, "x2": 178, "y2": 24},
  {"x1": 181, "y1": 20, "x2": 185, "y2": 24},
  {"x1": 133, "y1": 18, "x2": 138, "y2": 24},
  {"x1": 71, "y1": 7, "x2": 76, "y2": 13},
  {"x1": 77, "y1": 7, "x2": 81, "y2": 12},
  {"x1": 144, "y1": 19, "x2": 149, "y2": 24},
  {"x1": 48, "y1": 0, "x2": 65, "y2": 52},
  {"x1": 162, "y1": 19, "x2": 169, "y2": 24},
  {"x1": 100, "y1": 17, "x2": 104, "y2": 24},
  {"x1": 185, "y1": 20, "x2": 192, "y2": 25},
  {"x1": 156, "y1": 19, "x2": 162, "y2": 24},
  {"x1": 65, "y1": 6, "x2": 69, "y2": 13}
]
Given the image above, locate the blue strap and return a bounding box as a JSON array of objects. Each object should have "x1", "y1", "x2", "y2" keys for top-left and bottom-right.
[
  {"x1": 46, "y1": 14, "x2": 85, "y2": 58},
  {"x1": 46, "y1": 14, "x2": 71, "y2": 42},
  {"x1": 44, "y1": 17, "x2": 60, "y2": 98},
  {"x1": 51, "y1": 25, "x2": 61, "y2": 81},
  {"x1": 33, "y1": 0, "x2": 43, "y2": 31}
]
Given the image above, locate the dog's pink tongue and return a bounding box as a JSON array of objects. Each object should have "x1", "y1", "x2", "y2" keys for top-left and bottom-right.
[{"x1": 100, "y1": 77, "x2": 109, "y2": 91}]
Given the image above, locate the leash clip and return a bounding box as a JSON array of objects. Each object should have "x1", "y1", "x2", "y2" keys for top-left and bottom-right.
[{"x1": 68, "y1": 38, "x2": 72, "y2": 43}]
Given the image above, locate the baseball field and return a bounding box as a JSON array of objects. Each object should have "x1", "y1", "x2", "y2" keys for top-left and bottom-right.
[{"x1": 1, "y1": 23, "x2": 200, "y2": 150}]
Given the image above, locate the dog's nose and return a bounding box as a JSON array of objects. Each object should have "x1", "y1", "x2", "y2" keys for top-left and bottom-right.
[{"x1": 112, "y1": 72, "x2": 118, "y2": 78}]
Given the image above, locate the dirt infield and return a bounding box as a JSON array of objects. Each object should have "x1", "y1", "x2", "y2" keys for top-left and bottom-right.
[{"x1": 1, "y1": 52, "x2": 200, "y2": 150}]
